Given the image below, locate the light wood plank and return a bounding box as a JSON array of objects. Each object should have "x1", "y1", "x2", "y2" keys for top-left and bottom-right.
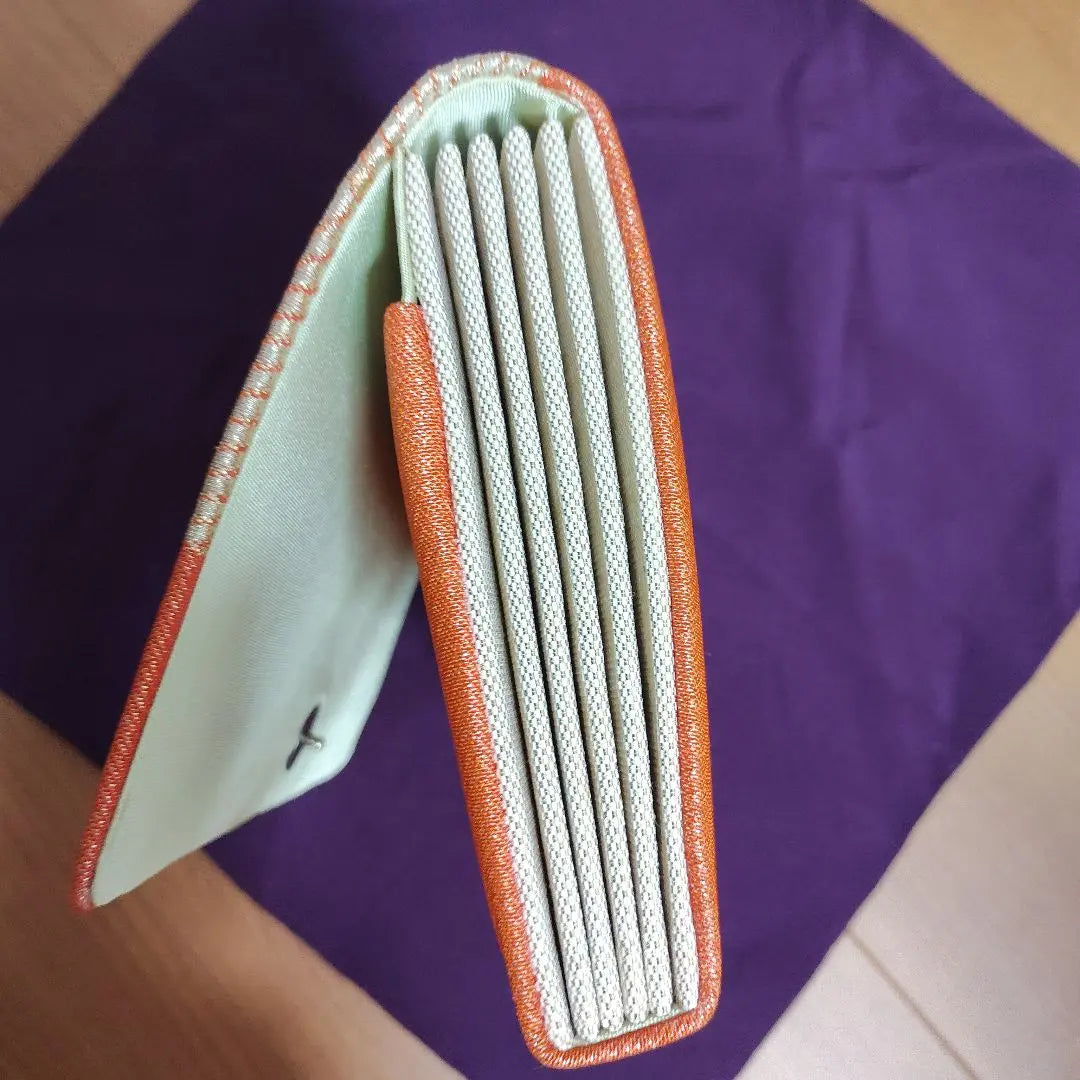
[
  {"x1": 737, "y1": 935, "x2": 972, "y2": 1080},
  {"x1": 853, "y1": 616, "x2": 1080, "y2": 1080}
]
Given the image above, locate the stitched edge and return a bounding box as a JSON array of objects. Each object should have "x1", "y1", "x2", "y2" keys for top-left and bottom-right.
[{"x1": 186, "y1": 51, "x2": 547, "y2": 554}]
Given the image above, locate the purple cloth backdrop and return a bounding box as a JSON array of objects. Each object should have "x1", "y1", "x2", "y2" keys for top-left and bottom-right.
[{"x1": 3, "y1": 0, "x2": 1079, "y2": 1075}]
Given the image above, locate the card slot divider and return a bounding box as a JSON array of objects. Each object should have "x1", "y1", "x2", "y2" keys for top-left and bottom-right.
[
  {"x1": 567, "y1": 116, "x2": 699, "y2": 1011},
  {"x1": 399, "y1": 148, "x2": 579, "y2": 1049},
  {"x1": 499, "y1": 122, "x2": 656, "y2": 1030},
  {"x1": 535, "y1": 118, "x2": 677, "y2": 1017},
  {"x1": 432, "y1": 142, "x2": 601, "y2": 1041},
  {"x1": 465, "y1": 130, "x2": 627, "y2": 1034}
]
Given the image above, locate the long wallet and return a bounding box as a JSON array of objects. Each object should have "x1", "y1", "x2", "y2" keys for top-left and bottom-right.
[{"x1": 74, "y1": 53, "x2": 721, "y2": 1067}]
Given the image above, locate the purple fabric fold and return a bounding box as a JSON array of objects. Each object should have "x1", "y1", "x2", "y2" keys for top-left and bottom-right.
[{"x1": 2, "y1": 1, "x2": 1078, "y2": 1076}]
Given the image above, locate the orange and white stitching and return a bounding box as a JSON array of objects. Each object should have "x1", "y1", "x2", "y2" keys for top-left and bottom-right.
[{"x1": 182, "y1": 52, "x2": 547, "y2": 556}]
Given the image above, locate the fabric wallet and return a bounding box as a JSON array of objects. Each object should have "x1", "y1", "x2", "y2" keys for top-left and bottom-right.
[{"x1": 74, "y1": 53, "x2": 720, "y2": 1067}]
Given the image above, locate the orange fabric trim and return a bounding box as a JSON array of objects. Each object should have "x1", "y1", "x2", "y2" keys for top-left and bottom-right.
[{"x1": 71, "y1": 545, "x2": 205, "y2": 911}]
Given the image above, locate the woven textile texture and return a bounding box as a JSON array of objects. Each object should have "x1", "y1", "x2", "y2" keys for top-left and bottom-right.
[{"x1": 5, "y1": 2, "x2": 1080, "y2": 1076}]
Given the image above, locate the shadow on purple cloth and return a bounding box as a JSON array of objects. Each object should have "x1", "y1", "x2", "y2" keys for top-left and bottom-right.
[{"x1": 2, "y1": 0, "x2": 1078, "y2": 1076}]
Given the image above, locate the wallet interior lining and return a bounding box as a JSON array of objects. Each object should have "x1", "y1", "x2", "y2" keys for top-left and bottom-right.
[
  {"x1": 501, "y1": 125, "x2": 651, "y2": 1028},
  {"x1": 402, "y1": 146, "x2": 579, "y2": 1050},
  {"x1": 464, "y1": 134, "x2": 631, "y2": 1035},
  {"x1": 568, "y1": 118, "x2": 699, "y2": 1010},
  {"x1": 87, "y1": 161, "x2": 419, "y2": 907},
  {"x1": 398, "y1": 114, "x2": 697, "y2": 1048}
]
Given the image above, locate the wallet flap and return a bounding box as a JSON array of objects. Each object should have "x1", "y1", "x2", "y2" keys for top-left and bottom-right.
[
  {"x1": 76, "y1": 124, "x2": 420, "y2": 908},
  {"x1": 76, "y1": 54, "x2": 585, "y2": 910}
]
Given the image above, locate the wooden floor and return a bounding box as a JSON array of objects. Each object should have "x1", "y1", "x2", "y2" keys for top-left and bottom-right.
[{"x1": 1, "y1": 1, "x2": 1078, "y2": 1076}]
